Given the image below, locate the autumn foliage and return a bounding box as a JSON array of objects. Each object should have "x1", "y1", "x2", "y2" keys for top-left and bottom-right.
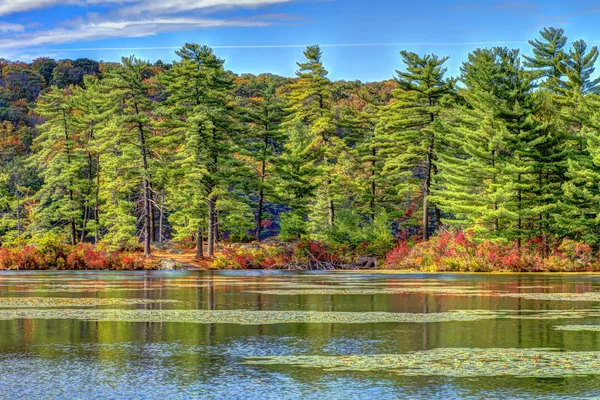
[
  {"x1": 383, "y1": 231, "x2": 599, "y2": 272},
  {"x1": 0, "y1": 242, "x2": 145, "y2": 270}
]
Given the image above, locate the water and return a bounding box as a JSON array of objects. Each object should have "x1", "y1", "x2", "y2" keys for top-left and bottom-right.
[{"x1": 1, "y1": 271, "x2": 600, "y2": 399}]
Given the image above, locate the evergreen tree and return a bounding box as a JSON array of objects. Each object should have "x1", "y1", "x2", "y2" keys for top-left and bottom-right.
[
  {"x1": 559, "y1": 94, "x2": 600, "y2": 245},
  {"x1": 102, "y1": 56, "x2": 156, "y2": 256},
  {"x1": 285, "y1": 45, "x2": 342, "y2": 231},
  {"x1": 524, "y1": 27, "x2": 568, "y2": 92},
  {"x1": 161, "y1": 44, "x2": 239, "y2": 257},
  {"x1": 239, "y1": 79, "x2": 287, "y2": 241},
  {"x1": 71, "y1": 75, "x2": 113, "y2": 243},
  {"x1": 339, "y1": 81, "x2": 396, "y2": 221},
  {"x1": 376, "y1": 51, "x2": 454, "y2": 240},
  {"x1": 32, "y1": 86, "x2": 85, "y2": 245}
]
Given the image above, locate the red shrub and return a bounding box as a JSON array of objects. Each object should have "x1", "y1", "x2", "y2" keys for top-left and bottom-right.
[
  {"x1": 296, "y1": 240, "x2": 336, "y2": 262},
  {"x1": 384, "y1": 241, "x2": 411, "y2": 268},
  {"x1": 0, "y1": 247, "x2": 13, "y2": 270},
  {"x1": 115, "y1": 253, "x2": 144, "y2": 270},
  {"x1": 13, "y1": 246, "x2": 43, "y2": 270},
  {"x1": 84, "y1": 247, "x2": 109, "y2": 269}
]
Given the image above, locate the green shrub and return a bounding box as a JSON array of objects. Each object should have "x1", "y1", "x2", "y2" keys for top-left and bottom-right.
[{"x1": 279, "y1": 212, "x2": 307, "y2": 241}]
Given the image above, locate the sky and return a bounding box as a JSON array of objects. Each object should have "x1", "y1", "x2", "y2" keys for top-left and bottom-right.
[{"x1": 1, "y1": 0, "x2": 600, "y2": 81}]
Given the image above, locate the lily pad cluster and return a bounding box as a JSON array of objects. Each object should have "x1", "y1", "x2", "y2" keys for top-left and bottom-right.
[
  {"x1": 0, "y1": 297, "x2": 177, "y2": 308},
  {"x1": 246, "y1": 348, "x2": 600, "y2": 377},
  {"x1": 554, "y1": 325, "x2": 600, "y2": 331},
  {"x1": 0, "y1": 309, "x2": 503, "y2": 324}
]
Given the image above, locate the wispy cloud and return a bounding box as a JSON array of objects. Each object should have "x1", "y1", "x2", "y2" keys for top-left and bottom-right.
[
  {"x1": 0, "y1": 21, "x2": 25, "y2": 32},
  {"x1": 0, "y1": 16, "x2": 278, "y2": 50},
  {"x1": 0, "y1": 0, "x2": 292, "y2": 16},
  {"x1": 47, "y1": 40, "x2": 530, "y2": 53},
  {"x1": 116, "y1": 0, "x2": 293, "y2": 17},
  {"x1": 0, "y1": 0, "x2": 299, "y2": 52}
]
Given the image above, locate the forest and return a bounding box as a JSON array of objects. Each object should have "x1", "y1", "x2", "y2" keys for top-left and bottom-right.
[{"x1": 1, "y1": 27, "x2": 600, "y2": 271}]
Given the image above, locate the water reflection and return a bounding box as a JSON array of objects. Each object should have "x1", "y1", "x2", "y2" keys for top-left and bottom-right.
[{"x1": 1, "y1": 271, "x2": 600, "y2": 398}]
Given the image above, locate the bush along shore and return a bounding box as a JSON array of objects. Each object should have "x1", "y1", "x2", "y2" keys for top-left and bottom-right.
[
  {"x1": 1, "y1": 231, "x2": 597, "y2": 272},
  {"x1": 214, "y1": 232, "x2": 600, "y2": 272}
]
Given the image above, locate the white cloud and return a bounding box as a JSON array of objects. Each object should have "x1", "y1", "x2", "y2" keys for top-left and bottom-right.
[
  {"x1": 0, "y1": 0, "x2": 297, "y2": 52},
  {"x1": 0, "y1": 0, "x2": 78, "y2": 16},
  {"x1": 0, "y1": 16, "x2": 273, "y2": 49},
  {"x1": 116, "y1": 0, "x2": 292, "y2": 16},
  {"x1": 0, "y1": 0, "x2": 292, "y2": 16},
  {"x1": 0, "y1": 21, "x2": 25, "y2": 32}
]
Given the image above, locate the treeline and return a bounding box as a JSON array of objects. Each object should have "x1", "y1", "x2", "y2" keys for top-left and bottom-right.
[{"x1": 1, "y1": 27, "x2": 600, "y2": 259}]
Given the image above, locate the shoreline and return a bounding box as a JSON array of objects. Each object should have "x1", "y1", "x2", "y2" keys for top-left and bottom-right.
[{"x1": 1, "y1": 268, "x2": 599, "y2": 274}]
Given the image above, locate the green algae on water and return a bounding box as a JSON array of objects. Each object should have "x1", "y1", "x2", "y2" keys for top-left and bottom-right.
[
  {"x1": 0, "y1": 309, "x2": 504, "y2": 324},
  {"x1": 247, "y1": 287, "x2": 490, "y2": 296},
  {"x1": 554, "y1": 325, "x2": 600, "y2": 331},
  {"x1": 245, "y1": 348, "x2": 600, "y2": 377},
  {"x1": 1, "y1": 308, "x2": 598, "y2": 324},
  {"x1": 0, "y1": 297, "x2": 178, "y2": 308}
]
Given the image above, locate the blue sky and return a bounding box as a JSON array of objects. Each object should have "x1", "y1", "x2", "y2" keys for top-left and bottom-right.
[{"x1": 1, "y1": 0, "x2": 600, "y2": 81}]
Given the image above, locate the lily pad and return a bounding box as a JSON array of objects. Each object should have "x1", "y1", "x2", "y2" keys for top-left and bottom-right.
[
  {"x1": 246, "y1": 348, "x2": 600, "y2": 377},
  {"x1": 554, "y1": 325, "x2": 600, "y2": 331},
  {"x1": 0, "y1": 309, "x2": 505, "y2": 324},
  {"x1": 0, "y1": 297, "x2": 177, "y2": 308}
]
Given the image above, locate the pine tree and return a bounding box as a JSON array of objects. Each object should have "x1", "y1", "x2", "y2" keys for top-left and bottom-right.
[
  {"x1": 102, "y1": 56, "x2": 156, "y2": 257},
  {"x1": 524, "y1": 27, "x2": 568, "y2": 92},
  {"x1": 239, "y1": 79, "x2": 287, "y2": 241},
  {"x1": 32, "y1": 86, "x2": 86, "y2": 245},
  {"x1": 557, "y1": 40, "x2": 600, "y2": 95},
  {"x1": 285, "y1": 45, "x2": 342, "y2": 231},
  {"x1": 0, "y1": 122, "x2": 35, "y2": 243},
  {"x1": 71, "y1": 75, "x2": 113, "y2": 243},
  {"x1": 376, "y1": 51, "x2": 454, "y2": 240},
  {"x1": 339, "y1": 81, "x2": 396, "y2": 221},
  {"x1": 433, "y1": 47, "x2": 566, "y2": 247},
  {"x1": 161, "y1": 44, "x2": 239, "y2": 257},
  {"x1": 432, "y1": 48, "x2": 508, "y2": 236}
]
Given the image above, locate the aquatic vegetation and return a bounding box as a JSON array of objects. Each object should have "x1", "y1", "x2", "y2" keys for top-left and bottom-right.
[
  {"x1": 0, "y1": 297, "x2": 177, "y2": 308},
  {"x1": 1, "y1": 307, "x2": 598, "y2": 324},
  {"x1": 0, "y1": 309, "x2": 506, "y2": 324},
  {"x1": 502, "y1": 292, "x2": 600, "y2": 302},
  {"x1": 248, "y1": 287, "x2": 600, "y2": 303},
  {"x1": 248, "y1": 287, "x2": 491, "y2": 296},
  {"x1": 554, "y1": 325, "x2": 600, "y2": 331},
  {"x1": 246, "y1": 348, "x2": 600, "y2": 377}
]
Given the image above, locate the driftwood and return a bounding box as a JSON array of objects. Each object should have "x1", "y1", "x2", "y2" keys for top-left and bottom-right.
[{"x1": 270, "y1": 256, "x2": 379, "y2": 271}]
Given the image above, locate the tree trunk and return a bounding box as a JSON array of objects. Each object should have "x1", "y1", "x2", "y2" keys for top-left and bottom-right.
[
  {"x1": 257, "y1": 187, "x2": 264, "y2": 242},
  {"x1": 196, "y1": 226, "x2": 204, "y2": 259},
  {"x1": 328, "y1": 179, "x2": 334, "y2": 227},
  {"x1": 207, "y1": 198, "x2": 215, "y2": 258},
  {"x1": 138, "y1": 121, "x2": 152, "y2": 258},
  {"x1": 370, "y1": 156, "x2": 376, "y2": 222},
  {"x1": 517, "y1": 173, "x2": 522, "y2": 250},
  {"x1": 94, "y1": 156, "x2": 100, "y2": 244},
  {"x1": 158, "y1": 190, "x2": 164, "y2": 244},
  {"x1": 15, "y1": 190, "x2": 20, "y2": 236},
  {"x1": 256, "y1": 158, "x2": 266, "y2": 242},
  {"x1": 423, "y1": 146, "x2": 432, "y2": 241},
  {"x1": 80, "y1": 205, "x2": 88, "y2": 243},
  {"x1": 214, "y1": 211, "x2": 220, "y2": 245},
  {"x1": 70, "y1": 216, "x2": 77, "y2": 246},
  {"x1": 149, "y1": 184, "x2": 156, "y2": 243},
  {"x1": 69, "y1": 187, "x2": 77, "y2": 246},
  {"x1": 142, "y1": 180, "x2": 152, "y2": 257}
]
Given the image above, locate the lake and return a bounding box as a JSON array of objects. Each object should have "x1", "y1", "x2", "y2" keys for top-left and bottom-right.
[{"x1": 2, "y1": 271, "x2": 600, "y2": 399}]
